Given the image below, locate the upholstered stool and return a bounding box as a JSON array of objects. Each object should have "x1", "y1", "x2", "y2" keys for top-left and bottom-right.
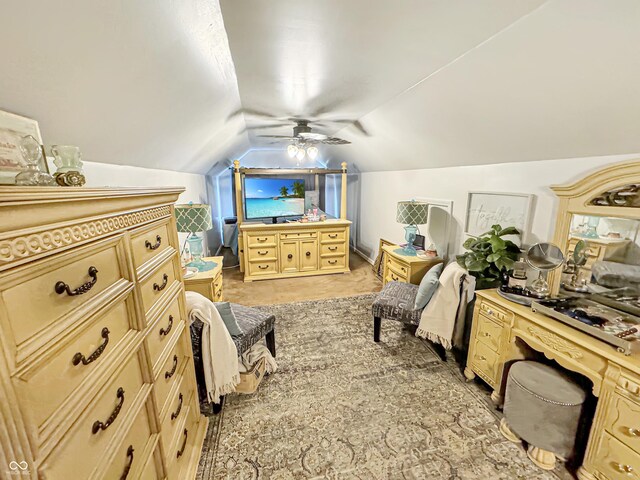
[{"x1": 499, "y1": 361, "x2": 587, "y2": 470}]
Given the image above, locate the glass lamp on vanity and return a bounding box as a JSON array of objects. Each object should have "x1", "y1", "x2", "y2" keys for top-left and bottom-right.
[
  {"x1": 175, "y1": 203, "x2": 216, "y2": 271},
  {"x1": 395, "y1": 200, "x2": 429, "y2": 256}
]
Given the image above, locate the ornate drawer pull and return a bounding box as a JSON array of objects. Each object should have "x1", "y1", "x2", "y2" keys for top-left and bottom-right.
[
  {"x1": 177, "y1": 428, "x2": 188, "y2": 458},
  {"x1": 486, "y1": 309, "x2": 494, "y2": 315},
  {"x1": 287, "y1": 254, "x2": 293, "y2": 259},
  {"x1": 165, "y1": 355, "x2": 178, "y2": 379},
  {"x1": 612, "y1": 463, "x2": 634, "y2": 474},
  {"x1": 72, "y1": 327, "x2": 110, "y2": 366},
  {"x1": 171, "y1": 393, "x2": 183, "y2": 421},
  {"x1": 258, "y1": 265, "x2": 269, "y2": 270},
  {"x1": 153, "y1": 274, "x2": 168, "y2": 291},
  {"x1": 625, "y1": 427, "x2": 640, "y2": 437},
  {"x1": 257, "y1": 237, "x2": 267, "y2": 242},
  {"x1": 119, "y1": 445, "x2": 134, "y2": 480},
  {"x1": 145, "y1": 235, "x2": 162, "y2": 250},
  {"x1": 477, "y1": 355, "x2": 487, "y2": 361},
  {"x1": 55, "y1": 266, "x2": 98, "y2": 296},
  {"x1": 159, "y1": 315, "x2": 173, "y2": 336},
  {"x1": 306, "y1": 251, "x2": 311, "y2": 256},
  {"x1": 328, "y1": 234, "x2": 338, "y2": 238},
  {"x1": 481, "y1": 332, "x2": 491, "y2": 337},
  {"x1": 329, "y1": 260, "x2": 337, "y2": 265},
  {"x1": 258, "y1": 250, "x2": 268, "y2": 255},
  {"x1": 92, "y1": 387, "x2": 124, "y2": 434},
  {"x1": 328, "y1": 246, "x2": 337, "y2": 251}
]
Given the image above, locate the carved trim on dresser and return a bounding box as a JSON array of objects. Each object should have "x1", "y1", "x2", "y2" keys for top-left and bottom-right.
[
  {"x1": 0, "y1": 205, "x2": 171, "y2": 267},
  {"x1": 526, "y1": 326, "x2": 584, "y2": 359},
  {"x1": 590, "y1": 183, "x2": 640, "y2": 207}
]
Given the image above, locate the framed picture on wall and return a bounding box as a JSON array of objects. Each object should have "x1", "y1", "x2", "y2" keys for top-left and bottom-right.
[
  {"x1": 464, "y1": 191, "x2": 534, "y2": 244},
  {"x1": 0, "y1": 109, "x2": 48, "y2": 185}
]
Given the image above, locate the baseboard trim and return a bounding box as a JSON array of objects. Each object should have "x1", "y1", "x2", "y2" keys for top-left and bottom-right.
[{"x1": 353, "y1": 247, "x2": 374, "y2": 265}]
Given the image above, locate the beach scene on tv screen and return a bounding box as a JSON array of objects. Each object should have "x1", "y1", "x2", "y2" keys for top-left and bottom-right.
[{"x1": 245, "y1": 177, "x2": 305, "y2": 218}]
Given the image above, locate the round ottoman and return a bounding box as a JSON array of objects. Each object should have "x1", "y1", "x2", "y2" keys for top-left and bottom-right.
[{"x1": 499, "y1": 361, "x2": 587, "y2": 470}]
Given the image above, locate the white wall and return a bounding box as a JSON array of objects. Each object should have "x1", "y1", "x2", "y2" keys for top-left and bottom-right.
[
  {"x1": 64, "y1": 160, "x2": 210, "y2": 254},
  {"x1": 356, "y1": 154, "x2": 639, "y2": 262}
]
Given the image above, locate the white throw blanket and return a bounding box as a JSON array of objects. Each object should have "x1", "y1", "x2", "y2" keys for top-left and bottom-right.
[
  {"x1": 416, "y1": 262, "x2": 476, "y2": 349},
  {"x1": 240, "y1": 343, "x2": 278, "y2": 374},
  {"x1": 185, "y1": 291, "x2": 240, "y2": 403}
]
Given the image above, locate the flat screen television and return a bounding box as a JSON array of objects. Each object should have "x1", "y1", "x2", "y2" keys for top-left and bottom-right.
[{"x1": 244, "y1": 177, "x2": 306, "y2": 221}]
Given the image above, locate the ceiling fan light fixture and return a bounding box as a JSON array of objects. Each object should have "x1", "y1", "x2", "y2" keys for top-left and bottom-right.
[
  {"x1": 287, "y1": 144, "x2": 298, "y2": 158},
  {"x1": 306, "y1": 146, "x2": 319, "y2": 160},
  {"x1": 295, "y1": 148, "x2": 306, "y2": 161}
]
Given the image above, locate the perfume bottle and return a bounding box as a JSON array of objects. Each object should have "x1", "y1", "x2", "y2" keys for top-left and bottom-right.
[{"x1": 508, "y1": 260, "x2": 528, "y2": 289}]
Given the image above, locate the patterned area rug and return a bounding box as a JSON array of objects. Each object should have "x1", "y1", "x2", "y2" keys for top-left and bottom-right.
[{"x1": 197, "y1": 294, "x2": 563, "y2": 480}]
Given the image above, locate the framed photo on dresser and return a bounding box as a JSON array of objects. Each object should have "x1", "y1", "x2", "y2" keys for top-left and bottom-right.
[{"x1": 0, "y1": 109, "x2": 48, "y2": 185}]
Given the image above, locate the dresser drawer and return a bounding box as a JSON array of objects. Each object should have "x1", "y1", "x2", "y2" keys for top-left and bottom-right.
[
  {"x1": 130, "y1": 219, "x2": 172, "y2": 270},
  {"x1": 247, "y1": 246, "x2": 277, "y2": 261},
  {"x1": 470, "y1": 340, "x2": 500, "y2": 386},
  {"x1": 139, "y1": 255, "x2": 181, "y2": 313},
  {"x1": 385, "y1": 269, "x2": 408, "y2": 283},
  {"x1": 320, "y1": 256, "x2": 346, "y2": 270},
  {"x1": 1, "y1": 235, "x2": 129, "y2": 354},
  {"x1": 15, "y1": 293, "x2": 137, "y2": 436},
  {"x1": 41, "y1": 350, "x2": 146, "y2": 480},
  {"x1": 320, "y1": 230, "x2": 345, "y2": 243},
  {"x1": 478, "y1": 300, "x2": 510, "y2": 323},
  {"x1": 593, "y1": 432, "x2": 640, "y2": 480},
  {"x1": 246, "y1": 233, "x2": 276, "y2": 246},
  {"x1": 166, "y1": 401, "x2": 200, "y2": 480},
  {"x1": 605, "y1": 392, "x2": 640, "y2": 454},
  {"x1": 100, "y1": 402, "x2": 153, "y2": 480},
  {"x1": 281, "y1": 231, "x2": 316, "y2": 240},
  {"x1": 139, "y1": 450, "x2": 161, "y2": 480},
  {"x1": 160, "y1": 379, "x2": 190, "y2": 452},
  {"x1": 147, "y1": 293, "x2": 184, "y2": 371},
  {"x1": 321, "y1": 243, "x2": 346, "y2": 256},
  {"x1": 213, "y1": 274, "x2": 223, "y2": 302},
  {"x1": 387, "y1": 257, "x2": 409, "y2": 277},
  {"x1": 476, "y1": 314, "x2": 503, "y2": 353},
  {"x1": 248, "y1": 260, "x2": 277, "y2": 276},
  {"x1": 154, "y1": 338, "x2": 188, "y2": 417}
]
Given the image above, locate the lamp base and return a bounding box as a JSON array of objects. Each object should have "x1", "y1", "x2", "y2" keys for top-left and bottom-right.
[
  {"x1": 187, "y1": 258, "x2": 217, "y2": 272},
  {"x1": 394, "y1": 246, "x2": 417, "y2": 257}
]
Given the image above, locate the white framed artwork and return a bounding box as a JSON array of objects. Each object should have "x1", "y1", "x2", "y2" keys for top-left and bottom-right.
[
  {"x1": 0, "y1": 109, "x2": 46, "y2": 185},
  {"x1": 464, "y1": 191, "x2": 534, "y2": 244}
]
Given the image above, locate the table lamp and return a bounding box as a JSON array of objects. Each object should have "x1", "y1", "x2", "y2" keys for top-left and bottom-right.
[
  {"x1": 175, "y1": 203, "x2": 216, "y2": 271},
  {"x1": 395, "y1": 200, "x2": 429, "y2": 256}
]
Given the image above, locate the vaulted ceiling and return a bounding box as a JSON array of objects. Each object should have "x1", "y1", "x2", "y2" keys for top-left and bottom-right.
[{"x1": 2, "y1": 0, "x2": 640, "y2": 174}]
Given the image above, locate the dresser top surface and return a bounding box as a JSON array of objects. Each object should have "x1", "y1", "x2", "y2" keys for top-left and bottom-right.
[
  {"x1": 477, "y1": 289, "x2": 640, "y2": 374},
  {"x1": 383, "y1": 245, "x2": 442, "y2": 265},
  {"x1": 240, "y1": 218, "x2": 351, "y2": 230},
  {"x1": 184, "y1": 256, "x2": 223, "y2": 282},
  {"x1": 0, "y1": 185, "x2": 185, "y2": 204}
]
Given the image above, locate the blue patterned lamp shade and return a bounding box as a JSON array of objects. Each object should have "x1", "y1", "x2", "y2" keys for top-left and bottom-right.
[
  {"x1": 396, "y1": 201, "x2": 429, "y2": 225},
  {"x1": 175, "y1": 204, "x2": 213, "y2": 233}
]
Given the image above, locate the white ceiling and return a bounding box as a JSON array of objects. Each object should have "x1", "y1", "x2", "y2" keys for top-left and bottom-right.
[
  {"x1": 0, "y1": 0, "x2": 248, "y2": 174},
  {"x1": 2, "y1": 1, "x2": 640, "y2": 174}
]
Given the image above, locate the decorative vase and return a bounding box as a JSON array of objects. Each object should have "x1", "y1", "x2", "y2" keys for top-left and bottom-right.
[{"x1": 15, "y1": 135, "x2": 55, "y2": 186}]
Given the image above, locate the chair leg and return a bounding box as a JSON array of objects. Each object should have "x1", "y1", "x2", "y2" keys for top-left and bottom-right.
[
  {"x1": 212, "y1": 395, "x2": 225, "y2": 414},
  {"x1": 374, "y1": 316, "x2": 381, "y2": 342},
  {"x1": 265, "y1": 329, "x2": 276, "y2": 358}
]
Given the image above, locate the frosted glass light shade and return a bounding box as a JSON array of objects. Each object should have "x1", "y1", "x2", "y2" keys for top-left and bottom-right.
[
  {"x1": 306, "y1": 146, "x2": 318, "y2": 160},
  {"x1": 287, "y1": 144, "x2": 298, "y2": 158},
  {"x1": 296, "y1": 148, "x2": 305, "y2": 160}
]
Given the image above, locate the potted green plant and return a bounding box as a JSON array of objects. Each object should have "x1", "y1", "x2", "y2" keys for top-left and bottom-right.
[{"x1": 456, "y1": 224, "x2": 521, "y2": 289}]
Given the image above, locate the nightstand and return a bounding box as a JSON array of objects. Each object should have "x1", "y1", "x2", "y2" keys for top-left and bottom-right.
[
  {"x1": 382, "y1": 245, "x2": 443, "y2": 285},
  {"x1": 184, "y1": 255, "x2": 224, "y2": 302}
]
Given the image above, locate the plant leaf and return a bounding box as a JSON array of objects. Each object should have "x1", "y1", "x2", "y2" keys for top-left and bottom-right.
[
  {"x1": 466, "y1": 257, "x2": 490, "y2": 272},
  {"x1": 498, "y1": 226, "x2": 520, "y2": 236},
  {"x1": 489, "y1": 235, "x2": 506, "y2": 253},
  {"x1": 462, "y1": 237, "x2": 477, "y2": 250},
  {"x1": 456, "y1": 255, "x2": 467, "y2": 269},
  {"x1": 495, "y1": 256, "x2": 516, "y2": 272}
]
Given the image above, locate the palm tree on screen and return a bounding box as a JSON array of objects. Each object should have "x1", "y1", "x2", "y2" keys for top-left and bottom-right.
[{"x1": 279, "y1": 186, "x2": 289, "y2": 197}]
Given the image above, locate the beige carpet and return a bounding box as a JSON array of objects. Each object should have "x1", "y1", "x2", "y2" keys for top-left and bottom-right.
[{"x1": 197, "y1": 295, "x2": 565, "y2": 480}]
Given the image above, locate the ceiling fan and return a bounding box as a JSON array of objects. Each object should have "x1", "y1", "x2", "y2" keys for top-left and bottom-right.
[{"x1": 256, "y1": 119, "x2": 351, "y2": 145}]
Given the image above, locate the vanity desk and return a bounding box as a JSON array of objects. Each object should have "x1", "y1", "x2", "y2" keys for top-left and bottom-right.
[{"x1": 465, "y1": 160, "x2": 640, "y2": 480}]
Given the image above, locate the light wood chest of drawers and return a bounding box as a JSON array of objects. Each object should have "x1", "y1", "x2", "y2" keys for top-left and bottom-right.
[
  {"x1": 381, "y1": 245, "x2": 443, "y2": 286},
  {"x1": 0, "y1": 187, "x2": 207, "y2": 480}
]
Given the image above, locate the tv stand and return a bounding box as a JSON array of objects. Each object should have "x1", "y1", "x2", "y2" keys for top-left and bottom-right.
[{"x1": 271, "y1": 216, "x2": 278, "y2": 224}]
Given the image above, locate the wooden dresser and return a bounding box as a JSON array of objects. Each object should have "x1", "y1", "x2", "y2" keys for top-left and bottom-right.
[
  {"x1": 381, "y1": 245, "x2": 442, "y2": 286},
  {"x1": 465, "y1": 290, "x2": 640, "y2": 480},
  {"x1": 239, "y1": 220, "x2": 351, "y2": 281},
  {"x1": 0, "y1": 187, "x2": 207, "y2": 480}
]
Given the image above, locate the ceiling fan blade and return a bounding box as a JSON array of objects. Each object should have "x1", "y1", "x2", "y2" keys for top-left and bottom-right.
[
  {"x1": 307, "y1": 97, "x2": 350, "y2": 118},
  {"x1": 321, "y1": 137, "x2": 351, "y2": 145},
  {"x1": 246, "y1": 122, "x2": 291, "y2": 130},
  {"x1": 256, "y1": 135, "x2": 297, "y2": 139},
  {"x1": 299, "y1": 132, "x2": 328, "y2": 141},
  {"x1": 227, "y1": 107, "x2": 279, "y2": 120},
  {"x1": 322, "y1": 118, "x2": 370, "y2": 136}
]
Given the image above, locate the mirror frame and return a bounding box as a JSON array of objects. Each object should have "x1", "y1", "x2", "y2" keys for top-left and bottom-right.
[{"x1": 549, "y1": 160, "x2": 640, "y2": 295}]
